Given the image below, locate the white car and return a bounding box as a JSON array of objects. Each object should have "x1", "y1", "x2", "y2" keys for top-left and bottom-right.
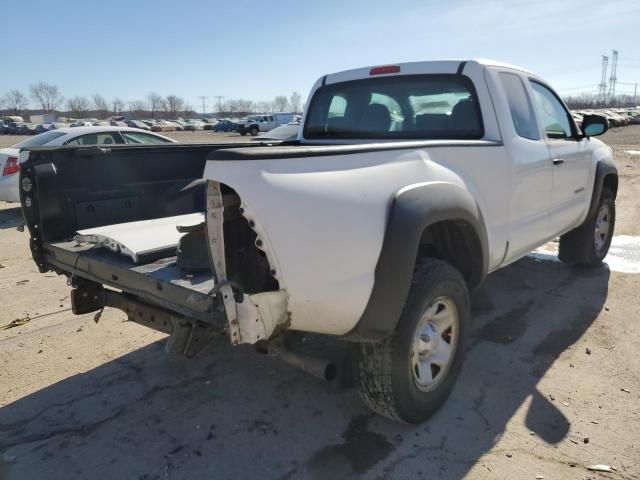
[{"x1": 0, "y1": 127, "x2": 175, "y2": 203}]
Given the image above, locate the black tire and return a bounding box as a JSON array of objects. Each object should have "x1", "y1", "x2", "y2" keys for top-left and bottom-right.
[
  {"x1": 559, "y1": 187, "x2": 615, "y2": 266},
  {"x1": 250, "y1": 126, "x2": 259, "y2": 136},
  {"x1": 240, "y1": 131, "x2": 247, "y2": 136},
  {"x1": 355, "y1": 258, "x2": 470, "y2": 423}
]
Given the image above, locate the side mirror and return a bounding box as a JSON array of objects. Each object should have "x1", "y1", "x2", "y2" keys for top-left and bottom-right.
[{"x1": 581, "y1": 114, "x2": 608, "y2": 137}]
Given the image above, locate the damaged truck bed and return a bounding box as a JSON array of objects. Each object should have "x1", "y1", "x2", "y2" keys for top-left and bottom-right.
[{"x1": 20, "y1": 143, "x2": 244, "y2": 356}]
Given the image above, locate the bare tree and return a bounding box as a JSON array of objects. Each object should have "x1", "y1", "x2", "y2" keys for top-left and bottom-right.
[
  {"x1": 165, "y1": 95, "x2": 185, "y2": 118},
  {"x1": 67, "y1": 96, "x2": 91, "y2": 118},
  {"x1": 289, "y1": 91, "x2": 302, "y2": 113},
  {"x1": 92, "y1": 94, "x2": 110, "y2": 119},
  {"x1": 273, "y1": 95, "x2": 289, "y2": 112},
  {"x1": 128, "y1": 100, "x2": 148, "y2": 117},
  {"x1": 236, "y1": 99, "x2": 254, "y2": 114},
  {"x1": 3, "y1": 89, "x2": 29, "y2": 115},
  {"x1": 147, "y1": 92, "x2": 163, "y2": 119},
  {"x1": 256, "y1": 101, "x2": 272, "y2": 113},
  {"x1": 112, "y1": 97, "x2": 125, "y2": 116},
  {"x1": 30, "y1": 81, "x2": 63, "y2": 112},
  {"x1": 182, "y1": 104, "x2": 194, "y2": 119}
]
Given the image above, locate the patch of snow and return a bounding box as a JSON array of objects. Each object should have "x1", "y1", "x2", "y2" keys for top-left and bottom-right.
[
  {"x1": 624, "y1": 150, "x2": 640, "y2": 155},
  {"x1": 528, "y1": 235, "x2": 640, "y2": 273}
]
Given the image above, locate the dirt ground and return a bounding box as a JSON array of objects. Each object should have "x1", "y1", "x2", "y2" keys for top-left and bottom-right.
[{"x1": 0, "y1": 128, "x2": 639, "y2": 480}]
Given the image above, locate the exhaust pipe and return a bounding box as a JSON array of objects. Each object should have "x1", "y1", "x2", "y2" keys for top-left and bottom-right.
[{"x1": 268, "y1": 339, "x2": 338, "y2": 382}]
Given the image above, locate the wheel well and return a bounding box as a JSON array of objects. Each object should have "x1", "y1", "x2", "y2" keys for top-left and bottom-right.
[
  {"x1": 418, "y1": 220, "x2": 483, "y2": 288},
  {"x1": 603, "y1": 174, "x2": 618, "y2": 198}
]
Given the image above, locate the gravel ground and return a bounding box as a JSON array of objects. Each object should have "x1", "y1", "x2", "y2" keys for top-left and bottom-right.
[{"x1": 0, "y1": 127, "x2": 639, "y2": 480}]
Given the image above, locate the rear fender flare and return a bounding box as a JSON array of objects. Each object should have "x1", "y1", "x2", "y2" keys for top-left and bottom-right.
[{"x1": 345, "y1": 182, "x2": 489, "y2": 342}]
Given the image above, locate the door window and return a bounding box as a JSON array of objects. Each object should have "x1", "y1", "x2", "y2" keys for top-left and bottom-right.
[
  {"x1": 499, "y1": 73, "x2": 539, "y2": 140},
  {"x1": 122, "y1": 131, "x2": 172, "y2": 144},
  {"x1": 64, "y1": 132, "x2": 122, "y2": 145},
  {"x1": 529, "y1": 81, "x2": 573, "y2": 139}
]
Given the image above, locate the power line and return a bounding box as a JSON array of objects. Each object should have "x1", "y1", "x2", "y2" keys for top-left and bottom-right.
[
  {"x1": 213, "y1": 96, "x2": 225, "y2": 113},
  {"x1": 599, "y1": 55, "x2": 609, "y2": 101},
  {"x1": 197, "y1": 96, "x2": 207, "y2": 115},
  {"x1": 608, "y1": 50, "x2": 618, "y2": 98}
]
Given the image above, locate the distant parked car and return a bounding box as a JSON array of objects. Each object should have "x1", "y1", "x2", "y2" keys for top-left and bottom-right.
[
  {"x1": 184, "y1": 120, "x2": 205, "y2": 131},
  {"x1": 0, "y1": 126, "x2": 175, "y2": 203},
  {"x1": 8, "y1": 122, "x2": 25, "y2": 134},
  {"x1": 34, "y1": 124, "x2": 51, "y2": 135},
  {"x1": 16, "y1": 123, "x2": 36, "y2": 135},
  {"x1": 126, "y1": 120, "x2": 151, "y2": 131},
  {"x1": 151, "y1": 121, "x2": 178, "y2": 132},
  {"x1": 236, "y1": 113, "x2": 295, "y2": 136},
  {"x1": 71, "y1": 121, "x2": 95, "y2": 127},
  {"x1": 0, "y1": 121, "x2": 9, "y2": 134},
  {"x1": 49, "y1": 123, "x2": 71, "y2": 130},
  {"x1": 212, "y1": 119, "x2": 237, "y2": 132},
  {"x1": 251, "y1": 121, "x2": 300, "y2": 142}
]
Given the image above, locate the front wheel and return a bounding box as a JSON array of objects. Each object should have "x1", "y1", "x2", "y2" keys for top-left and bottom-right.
[
  {"x1": 559, "y1": 187, "x2": 615, "y2": 266},
  {"x1": 250, "y1": 126, "x2": 259, "y2": 136},
  {"x1": 355, "y1": 258, "x2": 470, "y2": 423}
]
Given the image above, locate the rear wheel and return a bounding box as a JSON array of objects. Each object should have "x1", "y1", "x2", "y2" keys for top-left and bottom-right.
[
  {"x1": 355, "y1": 258, "x2": 470, "y2": 423},
  {"x1": 250, "y1": 126, "x2": 259, "y2": 136},
  {"x1": 559, "y1": 187, "x2": 615, "y2": 266}
]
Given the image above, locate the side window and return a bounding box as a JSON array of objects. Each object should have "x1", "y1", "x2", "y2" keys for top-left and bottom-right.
[
  {"x1": 499, "y1": 72, "x2": 539, "y2": 140},
  {"x1": 268, "y1": 116, "x2": 274, "y2": 122},
  {"x1": 122, "y1": 132, "x2": 171, "y2": 144},
  {"x1": 328, "y1": 95, "x2": 347, "y2": 118},
  {"x1": 64, "y1": 132, "x2": 121, "y2": 145},
  {"x1": 529, "y1": 81, "x2": 573, "y2": 139}
]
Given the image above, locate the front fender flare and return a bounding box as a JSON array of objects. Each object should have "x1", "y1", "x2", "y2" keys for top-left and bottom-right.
[
  {"x1": 586, "y1": 161, "x2": 618, "y2": 221},
  {"x1": 344, "y1": 182, "x2": 489, "y2": 342}
]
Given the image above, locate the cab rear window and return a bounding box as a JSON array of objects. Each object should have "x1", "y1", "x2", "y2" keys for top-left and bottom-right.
[{"x1": 304, "y1": 75, "x2": 483, "y2": 140}]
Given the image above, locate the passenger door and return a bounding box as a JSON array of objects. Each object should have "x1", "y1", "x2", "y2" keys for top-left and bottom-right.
[
  {"x1": 494, "y1": 70, "x2": 553, "y2": 262},
  {"x1": 529, "y1": 81, "x2": 591, "y2": 234}
]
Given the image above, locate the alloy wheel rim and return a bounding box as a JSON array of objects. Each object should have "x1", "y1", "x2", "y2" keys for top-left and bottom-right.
[
  {"x1": 411, "y1": 296, "x2": 459, "y2": 392},
  {"x1": 594, "y1": 204, "x2": 610, "y2": 254}
]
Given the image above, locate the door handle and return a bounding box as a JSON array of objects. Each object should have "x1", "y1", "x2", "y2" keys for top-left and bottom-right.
[{"x1": 552, "y1": 158, "x2": 565, "y2": 166}]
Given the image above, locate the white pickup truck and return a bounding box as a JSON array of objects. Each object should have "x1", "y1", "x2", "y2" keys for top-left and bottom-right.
[{"x1": 20, "y1": 59, "x2": 617, "y2": 423}]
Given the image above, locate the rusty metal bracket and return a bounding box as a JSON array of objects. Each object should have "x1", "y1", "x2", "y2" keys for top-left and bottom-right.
[{"x1": 71, "y1": 285, "x2": 220, "y2": 357}]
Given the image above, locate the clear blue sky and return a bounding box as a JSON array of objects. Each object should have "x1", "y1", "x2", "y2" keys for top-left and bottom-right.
[{"x1": 2, "y1": 0, "x2": 639, "y2": 111}]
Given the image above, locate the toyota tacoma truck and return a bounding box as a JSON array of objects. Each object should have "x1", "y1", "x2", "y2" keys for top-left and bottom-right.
[{"x1": 19, "y1": 60, "x2": 617, "y2": 423}]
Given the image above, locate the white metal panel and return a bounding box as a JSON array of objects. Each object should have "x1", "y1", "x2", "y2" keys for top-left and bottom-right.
[
  {"x1": 75, "y1": 213, "x2": 204, "y2": 263},
  {"x1": 203, "y1": 144, "x2": 510, "y2": 336}
]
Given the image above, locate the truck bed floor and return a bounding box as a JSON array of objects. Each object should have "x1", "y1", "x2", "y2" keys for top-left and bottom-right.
[{"x1": 44, "y1": 241, "x2": 216, "y2": 322}]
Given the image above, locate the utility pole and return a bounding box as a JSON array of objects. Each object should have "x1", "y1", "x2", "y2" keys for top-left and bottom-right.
[
  {"x1": 607, "y1": 50, "x2": 618, "y2": 103},
  {"x1": 197, "y1": 96, "x2": 207, "y2": 115},
  {"x1": 213, "y1": 96, "x2": 225, "y2": 114},
  {"x1": 598, "y1": 55, "x2": 609, "y2": 104},
  {"x1": 634, "y1": 83, "x2": 638, "y2": 106}
]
